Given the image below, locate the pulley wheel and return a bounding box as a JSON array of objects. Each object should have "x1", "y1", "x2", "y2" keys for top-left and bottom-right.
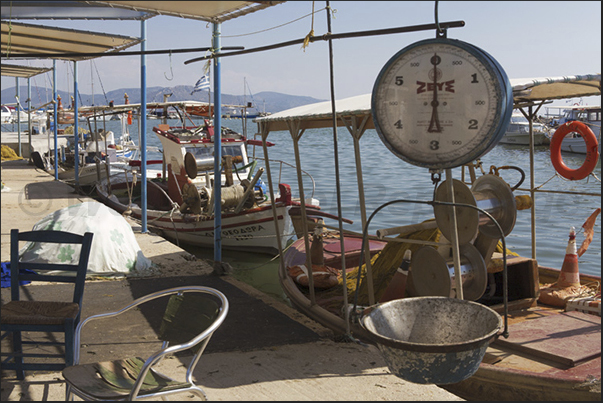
[{"x1": 433, "y1": 179, "x2": 479, "y2": 245}]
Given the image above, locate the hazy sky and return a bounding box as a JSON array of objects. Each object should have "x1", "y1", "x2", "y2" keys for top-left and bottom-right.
[{"x1": 2, "y1": 1, "x2": 601, "y2": 107}]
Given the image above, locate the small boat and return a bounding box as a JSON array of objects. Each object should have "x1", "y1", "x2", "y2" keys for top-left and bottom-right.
[
  {"x1": 254, "y1": 73, "x2": 601, "y2": 401},
  {"x1": 95, "y1": 116, "x2": 321, "y2": 254},
  {"x1": 498, "y1": 112, "x2": 550, "y2": 146},
  {"x1": 549, "y1": 105, "x2": 601, "y2": 154},
  {"x1": 39, "y1": 113, "x2": 138, "y2": 187},
  {"x1": 1, "y1": 105, "x2": 14, "y2": 124}
]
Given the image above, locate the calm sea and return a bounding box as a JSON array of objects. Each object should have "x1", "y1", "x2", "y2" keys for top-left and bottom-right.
[{"x1": 99, "y1": 116, "x2": 601, "y2": 300}]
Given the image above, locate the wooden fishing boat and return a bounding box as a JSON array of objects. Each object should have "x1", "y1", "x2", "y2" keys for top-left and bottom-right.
[
  {"x1": 95, "y1": 116, "x2": 323, "y2": 254},
  {"x1": 254, "y1": 73, "x2": 601, "y2": 401}
]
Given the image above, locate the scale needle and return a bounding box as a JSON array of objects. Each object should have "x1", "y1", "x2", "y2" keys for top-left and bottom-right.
[{"x1": 428, "y1": 54, "x2": 442, "y2": 133}]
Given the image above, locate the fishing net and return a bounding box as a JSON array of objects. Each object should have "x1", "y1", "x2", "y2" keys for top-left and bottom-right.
[
  {"x1": 347, "y1": 224, "x2": 442, "y2": 306},
  {"x1": 311, "y1": 221, "x2": 521, "y2": 315},
  {"x1": 1, "y1": 145, "x2": 21, "y2": 161}
]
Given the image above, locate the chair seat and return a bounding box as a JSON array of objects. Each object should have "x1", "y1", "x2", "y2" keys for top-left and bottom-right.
[
  {"x1": 62, "y1": 357, "x2": 191, "y2": 400},
  {"x1": 1, "y1": 301, "x2": 80, "y2": 325}
]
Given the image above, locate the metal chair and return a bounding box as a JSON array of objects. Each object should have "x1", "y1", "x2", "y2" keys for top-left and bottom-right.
[
  {"x1": 1, "y1": 229, "x2": 94, "y2": 380},
  {"x1": 62, "y1": 286, "x2": 229, "y2": 401}
]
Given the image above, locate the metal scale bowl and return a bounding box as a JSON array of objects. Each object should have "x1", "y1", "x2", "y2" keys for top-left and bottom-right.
[
  {"x1": 360, "y1": 297, "x2": 503, "y2": 384},
  {"x1": 361, "y1": 176, "x2": 513, "y2": 384}
]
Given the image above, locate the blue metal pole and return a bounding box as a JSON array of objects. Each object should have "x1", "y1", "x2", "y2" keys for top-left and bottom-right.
[
  {"x1": 53, "y1": 60, "x2": 58, "y2": 180},
  {"x1": 213, "y1": 22, "x2": 222, "y2": 263},
  {"x1": 140, "y1": 19, "x2": 148, "y2": 233},
  {"x1": 16, "y1": 78, "x2": 21, "y2": 157},
  {"x1": 74, "y1": 61, "x2": 79, "y2": 187},
  {"x1": 27, "y1": 78, "x2": 32, "y2": 162}
]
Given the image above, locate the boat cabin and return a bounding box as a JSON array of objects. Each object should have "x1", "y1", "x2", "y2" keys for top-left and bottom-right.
[{"x1": 152, "y1": 121, "x2": 255, "y2": 205}]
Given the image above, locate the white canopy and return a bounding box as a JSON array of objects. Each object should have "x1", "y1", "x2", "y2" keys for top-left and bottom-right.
[
  {"x1": 510, "y1": 74, "x2": 601, "y2": 107},
  {"x1": 255, "y1": 74, "x2": 601, "y2": 133},
  {"x1": 256, "y1": 94, "x2": 373, "y2": 133}
]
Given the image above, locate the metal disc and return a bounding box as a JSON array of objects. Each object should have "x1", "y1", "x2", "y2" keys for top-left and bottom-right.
[
  {"x1": 433, "y1": 179, "x2": 479, "y2": 245},
  {"x1": 472, "y1": 174, "x2": 517, "y2": 238},
  {"x1": 459, "y1": 243, "x2": 487, "y2": 301},
  {"x1": 409, "y1": 244, "x2": 487, "y2": 301},
  {"x1": 184, "y1": 151, "x2": 198, "y2": 179},
  {"x1": 410, "y1": 246, "x2": 452, "y2": 298}
]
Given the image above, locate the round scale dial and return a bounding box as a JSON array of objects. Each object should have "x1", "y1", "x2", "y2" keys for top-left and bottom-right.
[{"x1": 372, "y1": 38, "x2": 512, "y2": 169}]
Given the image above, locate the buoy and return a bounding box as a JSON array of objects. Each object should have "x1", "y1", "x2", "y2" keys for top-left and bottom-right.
[
  {"x1": 379, "y1": 249, "x2": 412, "y2": 303},
  {"x1": 557, "y1": 227, "x2": 580, "y2": 287},
  {"x1": 287, "y1": 264, "x2": 339, "y2": 289},
  {"x1": 549, "y1": 121, "x2": 599, "y2": 180}
]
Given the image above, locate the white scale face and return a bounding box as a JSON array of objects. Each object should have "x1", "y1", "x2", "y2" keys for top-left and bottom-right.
[{"x1": 372, "y1": 38, "x2": 512, "y2": 170}]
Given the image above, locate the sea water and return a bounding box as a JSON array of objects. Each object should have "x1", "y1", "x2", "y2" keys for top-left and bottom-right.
[{"x1": 98, "y1": 117, "x2": 601, "y2": 300}]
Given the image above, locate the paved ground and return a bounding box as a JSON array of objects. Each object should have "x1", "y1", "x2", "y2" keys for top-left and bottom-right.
[{"x1": 0, "y1": 157, "x2": 464, "y2": 401}]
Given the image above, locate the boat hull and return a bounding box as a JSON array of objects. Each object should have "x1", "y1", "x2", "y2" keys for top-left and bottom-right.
[
  {"x1": 560, "y1": 136, "x2": 602, "y2": 154},
  {"x1": 279, "y1": 231, "x2": 601, "y2": 401},
  {"x1": 150, "y1": 205, "x2": 294, "y2": 254},
  {"x1": 441, "y1": 358, "x2": 601, "y2": 401},
  {"x1": 498, "y1": 132, "x2": 549, "y2": 146},
  {"x1": 96, "y1": 178, "x2": 294, "y2": 254}
]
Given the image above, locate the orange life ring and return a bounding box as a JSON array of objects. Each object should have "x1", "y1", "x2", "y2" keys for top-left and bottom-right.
[{"x1": 550, "y1": 121, "x2": 599, "y2": 180}]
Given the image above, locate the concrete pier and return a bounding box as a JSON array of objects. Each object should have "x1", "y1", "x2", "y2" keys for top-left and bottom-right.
[{"x1": 0, "y1": 158, "x2": 463, "y2": 401}]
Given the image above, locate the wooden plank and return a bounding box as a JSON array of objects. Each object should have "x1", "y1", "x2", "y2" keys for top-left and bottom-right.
[{"x1": 493, "y1": 311, "x2": 600, "y2": 367}]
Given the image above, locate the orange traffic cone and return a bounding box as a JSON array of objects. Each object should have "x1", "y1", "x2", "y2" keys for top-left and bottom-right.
[
  {"x1": 538, "y1": 226, "x2": 588, "y2": 307},
  {"x1": 379, "y1": 249, "x2": 412, "y2": 303},
  {"x1": 557, "y1": 227, "x2": 581, "y2": 288}
]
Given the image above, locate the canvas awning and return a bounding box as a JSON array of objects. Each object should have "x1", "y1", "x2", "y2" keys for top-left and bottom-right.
[
  {"x1": 83, "y1": 1, "x2": 286, "y2": 23},
  {"x1": 255, "y1": 74, "x2": 601, "y2": 133},
  {"x1": 0, "y1": 63, "x2": 53, "y2": 78},
  {"x1": 256, "y1": 94, "x2": 373, "y2": 133},
  {"x1": 0, "y1": 0, "x2": 153, "y2": 20},
  {"x1": 510, "y1": 74, "x2": 601, "y2": 108},
  {"x1": 1, "y1": 21, "x2": 142, "y2": 61}
]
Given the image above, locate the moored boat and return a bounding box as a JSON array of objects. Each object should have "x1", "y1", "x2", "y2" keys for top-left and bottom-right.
[
  {"x1": 95, "y1": 116, "x2": 320, "y2": 254},
  {"x1": 499, "y1": 112, "x2": 550, "y2": 146},
  {"x1": 553, "y1": 105, "x2": 601, "y2": 154},
  {"x1": 254, "y1": 72, "x2": 601, "y2": 401}
]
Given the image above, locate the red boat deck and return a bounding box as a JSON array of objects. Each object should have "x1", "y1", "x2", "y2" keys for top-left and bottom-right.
[{"x1": 493, "y1": 311, "x2": 600, "y2": 367}]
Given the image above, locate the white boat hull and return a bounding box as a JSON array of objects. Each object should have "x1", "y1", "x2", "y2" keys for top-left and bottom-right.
[
  {"x1": 96, "y1": 177, "x2": 295, "y2": 254},
  {"x1": 155, "y1": 205, "x2": 294, "y2": 253},
  {"x1": 560, "y1": 136, "x2": 602, "y2": 154},
  {"x1": 498, "y1": 132, "x2": 549, "y2": 146}
]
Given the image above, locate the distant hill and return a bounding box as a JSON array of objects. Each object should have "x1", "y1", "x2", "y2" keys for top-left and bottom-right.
[{"x1": 1, "y1": 85, "x2": 325, "y2": 114}]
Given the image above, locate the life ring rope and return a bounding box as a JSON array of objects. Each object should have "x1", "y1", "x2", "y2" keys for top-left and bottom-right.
[{"x1": 549, "y1": 121, "x2": 599, "y2": 180}]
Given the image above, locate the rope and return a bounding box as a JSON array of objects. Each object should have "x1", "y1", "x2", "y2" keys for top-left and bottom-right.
[
  {"x1": 302, "y1": 2, "x2": 316, "y2": 51},
  {"x1": 163, "y1": 51, "x2": 174, "y2": 81},
  {"x1": 221, "y1": 5, "x2": 327, "y2": 39},
  {"x1": 92, "y1": 60, "x2": 110, "y2": 104}
]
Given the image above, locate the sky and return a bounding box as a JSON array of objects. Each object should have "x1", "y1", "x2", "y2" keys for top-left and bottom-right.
[{"x1": 1, "y1": 1, "x2": 601, "y2": 108}]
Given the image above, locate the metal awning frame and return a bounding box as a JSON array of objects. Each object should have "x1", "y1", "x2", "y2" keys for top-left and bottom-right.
[
  {"x1": 0, "y1": 63, "x2": 53, "y2": 78},
  {"x1": 1, "y1": 20, "x2": 143, "y2": 61}
]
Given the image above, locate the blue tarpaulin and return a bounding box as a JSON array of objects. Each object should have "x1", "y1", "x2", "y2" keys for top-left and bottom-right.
[{"x1": 0, "y1": 262, "x2": 36, "y2": 288}]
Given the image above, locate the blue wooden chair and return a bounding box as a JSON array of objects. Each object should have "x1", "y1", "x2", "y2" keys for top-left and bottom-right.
[
  {"x1": 1, "y1": 229, "x2": 94, "y2": 380},
  {"x1": 62, "y1": 286, "x2": 229, "y2": 401}
]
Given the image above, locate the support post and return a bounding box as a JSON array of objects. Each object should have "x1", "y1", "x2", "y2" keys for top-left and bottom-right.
[
  {"x1": 213, "y1": 22, "x2": 223, "y2": 265},
  {"x1": 53, "y1": 60, "x2": 58, "y2": 180},
  {"x1": 141, "y1": 19, "x2": 148, "y2": 232},
  {"x1": 73, "y1": 61, "x2": 79, "y2": 187}
]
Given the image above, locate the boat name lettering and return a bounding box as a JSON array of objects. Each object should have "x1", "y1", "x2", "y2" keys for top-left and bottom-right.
[
  {"x1": 416, "y1": 80, "x2": 455, "y2": 94},
  {"x1": 202, "y1": 224, "x2": 266, "y2": 239}
]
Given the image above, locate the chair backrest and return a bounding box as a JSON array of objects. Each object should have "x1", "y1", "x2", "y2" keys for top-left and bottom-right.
[
  {"x1": 158, "y1": 292, "x2": 221, "y2": 353},
  {"x1": 9, "y1": 229, "x2": 94, "y2": 305}
]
